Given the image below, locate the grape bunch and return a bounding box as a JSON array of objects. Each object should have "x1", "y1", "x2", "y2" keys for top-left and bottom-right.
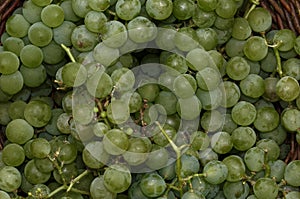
[{"x1": 0, "y1": 0, "x2": 300, "y2": 198}]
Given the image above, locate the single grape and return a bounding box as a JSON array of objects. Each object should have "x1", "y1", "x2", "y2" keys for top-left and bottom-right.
[
  {"x1": 71, "y1": 25, "x2": 98, "y2": 52},
  {"x1": 24, "y1": 160, "x2": 51, "y2": 185},
  {"x1": 103, "y1": 128, "x2": 129, "y2": 155},
  {"x1": 90, "y1": 176, "x2": 116, "y2": 199},
  {"x1": 41, "y1": 4, "x2": 64, "y2": 28},
  {"x1": 127, "y1": 16, "x2": 157, "y2": 43},
  {"x1": 5, "y1": 14, "x2": 30, "y2": 38},
  {"x1": 103, "y1": 164, "x2": 132, "y2": 193},
  {"x1": 240, "y1": 74, "x2": 265, "y2": 98},
  {"x1": 232, "y1": 17, "x2": 252, "y2": 40},
  {"x1": 223, "y1": 181, "x2": 250, "y2": 199},
  {"x1": 253, "y1": 178, "x2": 279, "y2": 199},
  {"x1": 203, "y1": 160, "x2": 228, "y2": 184},
  {"x1": 273, "y1": 29, "x2": 296, "y2": 52},
  {"x1": 247, "y1": 7, "x2": 272, "y2": 32},
  {"x1": 173, "y1": 74, "x2": 197, "y2": 98},
  {"x1": 146, "y1": 145, "x2": 169, "y2": 170},
  {"x1": 139, "y1": 172, "x2": 166, "y2": 198},
  {"x1": 0, "y1": 51, "x2": 19, "y2": 75},
  {"x1": 88, "y1": 0, "x2": 110, "y2": 12},
  {"x1": 211, "y1": 131, "x2": 233, "y2": 154},
  {"x1": 243, "y1": 36, "x2": 268, "y2": 61},
  {"x1": 192, "y1": 7, "x2": 216, "y2": 28},
  {"x1": 116, "y1": 0, "x2": 141, "y2": 20},
  {"x1": 173, "y1": 0, "x2": 196, "y2": 20},
  {"x1": 276, "y1": 76, "x2": 300, "y2": 102},
  {"x1": 231, "y1": 101, "x2": 257, "y2": 126},
  {"x1": 0, "y1": 166, "x2": 22, "y2": 192},
  {"x1": 244, "y1": 147, "x2": 265, "y2": 172},
  {"x1": 174, "y1": 27, "x2": 199, "y2": 52},
  {"x1": 82, "y1": 141, "x2": 110, "y2": 169},
  {"x1": 182, "y1": 191, "x2": 205, "y2": 199},
  {"x1": 268, "y1": 159, "x2": 286, "y2": 182},
  {"x1": 225, "y1": 37, "x2": 246, "y2": 57},
  {"x1": 6, "y1": 119, "x2": 34, "y2": 145},
  {"x1": 256, "y1": 139, "x2": 280, "y2": 161},
  {"x1": 200, "y1": 110, "x2": 224, "y2": 132},
  {"x1": 215, "y1": 0, "x2": 237, "y2": 18},
  {"x1": 84, "y1": 11, "x2": 107, "y2": 33},
  {"x1": 28, "y1": 22, "x2": 53, "y2": 47},
  {"x1": 146, "y1": 0, "x2": 173, "y2": 20},
  {"x1": 226, "y1": 56, "x2": 250, "y2": 80},
  {"x1": 281, "y1": 108, "x2": 300, "y2": 132},
  {"x1": 24, "y1": 100, "x2": 52, "y2": 128},
  {"x1": 285, "y1": 191, "x2": 300, "y2": 199},
  {"x1": 254, "y1": 107, "x2": 280, "y2": 133},
  {"x1": 284, "y1": 160, "x2": 300, "y2": 187},
  {"x1": 196, "y1": 67, "x2": 221, "y2": 91},
  {"x1": 0, "y1": 71, "x2": 24, "y2": 95},
  {"x1": 222, "y1": 155, "x2": 246, "y2": 182},
  {"x1": 232, "y1": 126, "x2": 256, "y2": 151}
]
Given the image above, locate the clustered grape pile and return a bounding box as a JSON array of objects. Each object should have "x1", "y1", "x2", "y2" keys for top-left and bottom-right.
[{"x1": 0, "y1": 0, "x2": 300, "y2": 198}]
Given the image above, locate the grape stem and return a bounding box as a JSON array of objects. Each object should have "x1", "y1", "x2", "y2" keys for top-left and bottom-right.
[
  {"x1": 155, "y1": 121, "x2": 184, "y2": 197},
  {"x1": 244, "y1": 0, "x2": 260, "y2": 19},
  {"x1": 67, "y1": 170, "x2": 91, "y2": 192},
  {"x1": 61, "y1": 44, "x2": 76, "y2": 63},
  {"x1": 273, "y1": 47, "x2": 283, "y2": 78}
]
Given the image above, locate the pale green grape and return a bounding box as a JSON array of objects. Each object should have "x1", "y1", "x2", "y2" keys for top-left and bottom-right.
[
  {"x1": 146, "y1": 145, "x2": 169, "y2": 170},
  {"x1": 192, "y1": 7, "x2": 216, "y2": 28},
  {"x1": 5, "y1": 14, "x2": 30, "y2": 38},
  {"x1": 253, "y1": 178, "x2": 278, "y2": 199},
  {"x1": 259, "y1": 125, "x2": 287, "y2": 145},
  {"x1": 101, "y1": 20, "x2": 128, "y2": 48},
  {"x1": 0, "y1": 51, "x2": 19, "y2": 75},
  {"x1": 0, "y1": 166, "x2": 22, "y2": 192},
  {"x1": 176, "y1": 95, "x2": 202, "y2": 120},
  {"x1": 165, "y1": 53, "x2": 188, "y2": 74},
  {"x1": 123, "y1": 137, "x2": 151, "y2": 166},
  {"x1": 203, "y1": 160, "x2": 228, "y2": 184},
  {"x1": 30, "y1": 138, "x2": 51, "y2": 159},
  {"x1": 61, "y1": 62, "x2": 87, "y2": 87},
  {"x1": 273, "y1": 29, "x2": 296, "y2": 52},
  {"x1": 71, "y1": 25, "x2": 98, "y2": 52},
  {"x1": 174, "y1": 27, "x2": 199, "y2": 52},
  {"x1": 2, "y1": 143, "x2": 25, "y2": 167},
  {"x1": 28, "y1": 22, "x2": 53, "y2": 47},
  {"x1": 260, "y1": 49, "x2": 276, "y2": 73},
  {"x1": 196, "y1": 87, "x2": 222, "y2": 110},
  {"x1": 127, "y1": 16, "x2": 157, "y2": 43},
  {"x1": 222, "y1": 155, "x2": 246, "y2": 182},
  {"x1": 254, "y1": 107, "x2": 280, "y2": 132},
  {"x1": 232, "y1": 17, "x2": 251, "y2": 40},
  {"x1": 284, "y1": 160, "x2": 300, "y2": 187},
  {"x1": 215, "y1": 0, "x2": 237, "y2": 19},
  {"x1": 5, "y1": 119, "x2": 34, "y2": 145},
  {"x1": 83, "y1": 141, "x2": 110, "y2": 169},
  {"x1": 20, "y1": 64, "x2": 47, "y2": 88},
  {"x1": 42, "y1": 41, "x2": 66, "y2": 65},
  {"x1": 155, "y1": 91, "x2": 178, "y2": 115},
  {"x1": 88, "y1": 0, "x2": 110, "y2": 12},
  {"x1": 84, "y1": 11, "x2": 107, "y2": 33},
  {"x1": 247, "y1": 7, "x2": 272, "y2": 32},
  {"x1": 256, "y1": 139, "x2": 280, "y2": 161},
  {"x1": 111, "y1": 67, "x2": 135, "y2": 92},
  {"x1": 90, "y1": 176, "x2": 116, "y2": 199},
  {"x1": 232, "y1": 126, "x2": 256, "y2": 151},
  {"x1": 243, "y1": 36, "x2": 268, "y2": 61},
  {"x1": 8, "y1": 100, "x2": 26, "y2": 120},
  {"x1": 214, "y1": 16, "x2": 234, "y2": 30},
  {"x1": 173, "y1": 0, "x2": 196, "y2": 20},
  {"x1": 196, "y1": 67, "x2": 221, "y2": 91},
  {"x1": 211, "y1": 131, "x2": 233, "y2": 154},
  {"x1": 93, "y1": 42, "x2": 120, "y2": 66},
  {"x1": 103, "y1": 128, "x2": 129, "y2": 155},
  {"x1": 225, "y1": 38, "x2": 246, "y2": 57},
  {"x1": 197, "y1": 0, "x2": 218, "y2": 11},
  {"x1": 196, "y1": 28, "x2": 218, "y2": 51},
  {"x1": 282, "y1": 58, "x2": 300, "y2": 80},
  {"x1": 223, "y1": 181, "x2": 249, "y2": 199},
  {"x1": 294, "y1": 35, "x2": 300, "y2": 55},
  {"x1": 146, "y1": 0, "x2": 173, "y2": 20},
  {"x1": 173, "y1": 74, "x2": 197, "y2": 98},
  {"x1": 61, "y1": 0, "x2": 81, "y2": 22},
  {"x1": 220, "y1": 81, "x2": 241, "y2": 108},
  {"x1": 20, "y1": 44, "x2": 43, "y2": 68},
  {"x1": 106, "y1": 99, "x2": 130, "y2": 124},
  {"x1": 32, "y1": 0, "x2": 52, "y2": 6},
  {"x1": 200, "y1": 110, "x2": 223, "y2": 132},
  {"x1": 155, "y1": 26, "x2": 176, "y2": 51},
  {"x1": 116, "y1": 0, "x2": 141, "y2": 20},
  {"x1": 41, "y1": 4, "x2": 64, "y2": 28},
  {"x1": 24, "y1": 160, "x2": 51, "y2": 185},
  {"x1": 22, "y1": 0, "x2": 42, "y2": 23},
  {"x1": 103, "y1": 164, "x2": 132, "y2": 193},
  {"x1": 186, "y1": 48, "x2": 216, "y2": 71},
  {"x1": 226, "y1": 56, "x2": 250, "y2": 80},
  {"x1": 285, "y1": 191, "x2": 300, "y2": 199},
  {"x1": 268, "y1": 159, "x2": 286, "y2": 182},
  {"x1": 281, "y1": 108, "x2": 300, "y2": 132},
  {"x1": 24, "y1": 100, "x2": 52, "y2": 128},
  {"x1": 0, "y1": 71, "x2": 24, "y2": 95},
  {"x1": 2, "y1": 37, "x2": 24, "y2": 56},
  {"x1": 276, "y1": 76, "x2": 300, "y2": 102},
  {"x1": 190, "y1": 131, "x2": 210, "y2": 150},
  {"x1": 244, "y1": 146, "x2": 265, "y2": 172},
  {"x1": 231, "y1": 101, "x2": 256, "y2": 126}
]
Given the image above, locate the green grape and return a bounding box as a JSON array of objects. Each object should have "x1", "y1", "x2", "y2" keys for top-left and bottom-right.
[
  {"x1": 231, "y1": 101, "x2": 256, "y2": 126},
  {"x1": 223, "y1": 181, "x2": 250, "y2": 199},
  {"x1": 0, "y1": 190, "x2": 10, "y2": 199},
  {"x1": 259, "y1": 124, "x2": 287, "y2": 145},
  {"x1": 104, "y1": 164, "x2": 131, "y2": 193},
  {"x1": 281, "y1": 108, "x2": 300, "y2": 132},
  {"x1": 127, "y1": 16, "x2": 157, "y2": 43},
  {"x1": 232, "y1": 17, "x2": 252, "y2": 40},
  {"x1": 92, "y1": 122, "x2": 108, "y2": 137},
  {"x1": 42, "y1": 41, "x2": 66, "y2": 65},
  {"x1": 101, "y1": 21, "x2": 128, "y2": 48},
  {"x1": 254, "y1": 107, "x2": 280, "y2": 132},
  {"x1": 121, "y1": 91, "x2": 143, "y2": 113},
  {"x1": 3, "y1": 37, "x2": 24, "y2": 56},
  {"x1": 208, "y1": 50, "x2": 225, "y2": 73},
  {"x1": 174, "y1": 27, "x2": 199, "y2": 52},
  {"x1": 0, "y1": 51, "x2": 19, "y2": 75},
  {"x1": 260, "y1": 49, "x2": 276, "y2": 73},
  {"x1": 295, "y1": 35, "x2": 300, "y2": 55},
  {"x1": 111, "y1": 68, "x2": 135, "y2": 92},
  {"x1": 28, "y1": 22, "x2": 53, "y2": 47},
  {"x1": 57, "y1": 142, "x2": 78, "y2": 164},
  {"x1": 244, "y1": 147, "x2": 265, "y2": 172},
  {"x1": 220, "y1": 81, "x2": 241, "y2": 108},
  {"x1": 53, "y1": 162, "x2": 78, "y2": 184},
  {"x1": 84, "y1": 11, "x2": 107, "y2": 33},
  {"x1": 200, "y1": 110, "x2": 223, "y2": 132},
  {"x1": 5, "y1": 14, "x2": 30, "y2": 38},
  {"x1": 256, "y1": 139, "x2": 280, "y2": 161},
  {"x1": 154, "y1": 91, "x2": 177, "y2": 115},
  {"x1": 240, "y1": 75, "x2": 265, "y2": 99},
  {"x1": 173, "y1": 0, "x2": 195, "y2": 20},
  {"x1": 155, "y1": 26, "x2": 176, "y2": 51},
  {"x1": 197, "y1": 0, "x2": 217, "y2": 11},
  {"x1": 226, "y1": 56, "x2": 250, "y2": 80},
  {"x1": 268, "y1": 159, "x2": 286, "y2": 182},
  {"x1": 263, "y1": 77, "x2": 280, "y2": 102},
  {"x1": 247, "y1": 7, "x2": 272, "y2": 32},
  {"x1": 176, "y1": 95, "x2": 202, "y2": 120},
  {"x1": 196, "y1": 87, "x2": 222, "y2": 110},
  {"x1": 225, "y1": 38, "x2": 246, "y2": 57},
  {"x1": 24, "y1": 160, "x2": 51, "y2": 185},
  {"x1": 247, "y1": 58, "x2": 261, "y2": 74},
  {"x1": 284, "y1": 160, "x2": 300, "y2": 187},
  {"x1": 158, "y1": 162, "x2": 176, "y2": 181},
  {"x1": 20, "y1": 44, "x2": 43, "y2": 68},
  {"x1": 222, "y1": 155, "x2": 246, "y2": 182},
  {"x1": 30, "y1": 138, "x2": 51, "y2": 159},
  {"x1": 107, "y1": 99, "x2": 130, "y2": 124},
  {"x1": 0, "y1": 166, "x2": 22, "y2": 192},
  {"x1": 276, "y1": 76, "x2": 300, "y2": 102},
  {"x1": 93, "y1": 42, "x2": 120, "y2": 66},
  {"x1": 139, "y1": 172, "x2": 166, "y2": 197},
  {"x1": 20, "y1": 64, "x2": 47, "y2": 88},
  {"x1": 146, "y1": 145, "x2": 169, "y2": 170},
  {"x1": 215, "y1": 0, "x2": 237, "y2": 18},
  {"x1": 253, "y1": 178, "x2": 279, "y2": 199},
  {"x1": 34, "y1": 158, "x2": 54, "y2": 173},
  {"x1": 273, "y1": 29, "x2": 296, "y2": 52},
  {"x1": 214, "y1": 16, "x2": 234, "y2": 30},
  {"x1": 0, "y1": 102, "x2": 11, "y2": 125},
  {"x1": 282, "y1": 58, "x2": 300, "y2": 80},
  {"x1": 196, "y1": 28, "x2": 218, "y2": 51},
  {"x1": 61, "y1": 62, "x2": 87, "y2": 88},
  {"x1": 177, "y1": 154, "x2": 200, "y2": 178},
  {"x1": 32, "y1": 0, "x2": 52, "y2": 6},
  {"x1": 2, "y1": 143, "x2": 25, "y2": 167},
  {"x1": 222, "y1": 113, "x2": 237, "y2": 134},
  {"x1": 211, "y1": 131, "x2": 233, "y2": 154},
  {"x1": 82, "y1": 141, "x2": 110, "y2": 169},
  {"x1": 138, "y1": 84, "x2": 160, "y2": 103},
  {"x1": 0, "y1": 71, "x2": 24, "y2": 95},
  {"x1": 8, "y1": 100, "x2": 26, "y2": 120},
  {"x1": 243, "y1": 36, "x2": 268, "y2": 61},
  {"x1": 6, "y1": 119, "x2": 34, "y2": 145},
  {"x1": 196, "y1": 67, "x2": 220, "y2": 91},
  {"x1": 24, "y1": 100, "x2": 52, "y2": 128},
  {"x1": 116, "y1": 0, "x2": 141, "y2": 20},
  {"x1": 192, "y1": 7, "x2": 216, "y2": 28},
  {"x1": 186, "y1": 48, "x2": 216, "y2": 71},
  {"x1": 128, "y1": 181, "x2": 150, "y2": 199},
  {"x1": 73, "y1": 103, "x2": 95, "y2": 125},
  {"x1": 28, "y1": 184, "x2": 51, "y2": 199},
  {"x1": 145, "y1": 0, "x2": 173, "y2": 20},
  {"x1": 70, "y1": 0, "x2": 91, "y2": 18},
  {"x1": 61, "y1": 0, "x2": 81, "y2": 22},
  {"x1": 22, "y1": 0, "x2": 42, "y2": 23},
  {"x1": 90, "y1": 176, "x2": 116, "y2": 199},
  {"x1": 285, "y1": 191, "x2": 300, "y2": 199},
  {"x1": 232, "y1": 127, "x2": 256, "y2": 151},
  {"x1": 173, "y1": 74, "x2": 197, "y2": 98},
  {"x1": 182, "y1": 191, "x2": 205, "y2": 199},
  {"x1": 203, "y1": 160, "x2": 228, "y2": 184},
  {"x1": 56, "y1": 113, "x2": 72, "y2": 134},
  {"x1": 103, "y1": 128, "x2": 129, "y2": 155},
  {"x1": 198, "y1": 148, "x2": 218, "y2": 166},
  {"x1": 71, "y1": 25, "x2": 98, "y2": 52},
  {"x1": 123, "y1": 137, "x2": 151, "y2": 166},
  {"x1": 165, "y1": 53, "x2": 188, "y2": 74},
  {"x1": 41, "y1": 4, "x2": 64, "y2": 28},
  {"x1": 88, "y1": 0, "x2": 110, "y2": 11}
]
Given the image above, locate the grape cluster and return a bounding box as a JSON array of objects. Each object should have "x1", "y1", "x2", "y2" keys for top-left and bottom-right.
[{"x1": 0, "y1": 0, "x2": 300, "y2": 198}]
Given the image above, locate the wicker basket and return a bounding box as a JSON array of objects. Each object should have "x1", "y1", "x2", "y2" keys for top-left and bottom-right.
[{"x1": 0, "y1": 0, "x2": 299, "y2": 160}]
